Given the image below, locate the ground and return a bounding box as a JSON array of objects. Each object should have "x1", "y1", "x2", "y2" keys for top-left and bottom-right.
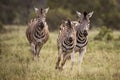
[{"x1": 0, "y1": 25, "x2": 120, "y2": 80}]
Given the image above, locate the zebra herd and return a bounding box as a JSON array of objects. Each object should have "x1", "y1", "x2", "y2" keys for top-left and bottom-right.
[{"x1": 26, "y1": 7, "x2": 94, "y2": 70}]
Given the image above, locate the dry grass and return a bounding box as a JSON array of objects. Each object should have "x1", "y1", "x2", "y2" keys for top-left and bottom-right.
[{"x1": 0, "y1": 25, "x2": 120, "y2": 80}]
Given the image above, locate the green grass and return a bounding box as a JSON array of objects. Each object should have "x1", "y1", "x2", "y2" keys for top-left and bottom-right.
[{"x1": 0, "y1": 25, "x2": 120, "y2": 80}]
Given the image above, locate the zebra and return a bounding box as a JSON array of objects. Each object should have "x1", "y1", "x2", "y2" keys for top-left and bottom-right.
[
  {"x1": 55, "y1": 19, "x2": 76, "y2": 70},
  {"x1": 73, "y1": 11, "x2": 94, "y2": 70},
  {"x1": 26, "y1": 7, "x2": 49, "y2": 60}
]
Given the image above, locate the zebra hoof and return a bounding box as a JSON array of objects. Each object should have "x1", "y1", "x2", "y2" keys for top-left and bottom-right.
[
  {"x1": 55, "y1": 66, "x2": 59, "y2": 69},
  {"x1": 32, "y1": 57, "x2": 35, "y2": 61},
  {"x1": 59, "y1": 67, "x2": 63, "y2": 71}
]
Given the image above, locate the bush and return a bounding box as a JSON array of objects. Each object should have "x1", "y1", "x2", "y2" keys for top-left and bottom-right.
[
  {"x1": 94, "y1": 26, "x2": 114, "y2": 41},
  {"x1": 47, "y1": 8, "x2": 76, "y2": 31},
  {"x1": 0, "y1": 22, "x2": 5, "y2": 33},
  {"x1": 116, "y1": 36, "x2": 120, "y2": 41}
]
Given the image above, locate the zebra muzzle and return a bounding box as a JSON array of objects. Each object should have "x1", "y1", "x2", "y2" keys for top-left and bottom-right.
[
  {"x1": 69, "y1": 37, "x2": 73, "y2": 42},
  {"x1": 83, "y1": 30, "x2": 88, "y2": 37},
  {"x1": 38, "y1": 22, "x2": 44, "y2": 30}
]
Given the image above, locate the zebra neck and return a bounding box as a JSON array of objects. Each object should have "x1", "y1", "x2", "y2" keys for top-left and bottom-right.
[
  {"x1": 77, "y1": 31, "x2": 87, "y2": 40},
  {"x1": 36, "y1": 25, "x2": 44, "y2": 33},
  {"x1": 33, "y1": 26, "x2": 46, "y2": 42},
  {"x1": 37, "y1": 17, "x2": 45, "y2": 22},
  {"x1": 76, "y1": 31, "x2": 88, "y2": 48},
  {"x1": 64, "y1": 39, "x2": 73, "y2": 46},
  {"x1": 77, "y1": 37, "x2": 87, "y2": 44},
  {"x1": 62, "y1": 39, "x2": 74, "y2": 52}
]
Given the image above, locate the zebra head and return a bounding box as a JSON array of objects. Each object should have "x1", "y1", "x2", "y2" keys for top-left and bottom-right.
[
  {"x1": 34, "y1": 7, "x2": 49, "y2": 30},
  {"x1": 34, "y1": 7, "x2": 49, "y2": 21},
  {"x1": 63, "y1": 19, "x2": 75, "y2": 43},
  {"x1": 76, "y1": 11, "x2": 94, "y2": 37}
]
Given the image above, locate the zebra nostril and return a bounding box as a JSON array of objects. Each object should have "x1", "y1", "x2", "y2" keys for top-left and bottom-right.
[
  {"x1": 84, "y1": 30, "x2": 87, "y2": 33},
  {"x1": 39, "y1": 22, "x2": 44, "y2": 29},
  {"x1": 83, "y1": 30, "x2": 88, "y2": 36},
  {"x1": 69, "y1": 37, "x2": 73, "y2": 42}
]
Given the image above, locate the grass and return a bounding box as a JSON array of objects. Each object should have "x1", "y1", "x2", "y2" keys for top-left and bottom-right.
[{"x1": 0, "y1": 25, "x2": 120, "y2": 80}]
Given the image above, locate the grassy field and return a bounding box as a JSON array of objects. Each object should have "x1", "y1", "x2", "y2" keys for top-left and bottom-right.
[{"x1": 0, "y1": 25, "x2": 120, "y2": 80}]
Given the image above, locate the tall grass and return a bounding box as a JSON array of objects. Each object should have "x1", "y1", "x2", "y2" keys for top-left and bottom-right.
[{"x1": 0, "y1": 25, "x2": 120, "y2": 80}]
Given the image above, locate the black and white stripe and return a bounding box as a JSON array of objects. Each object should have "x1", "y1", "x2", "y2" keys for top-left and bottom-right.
[
  {"x1": 76, "y1": 31, "x2": 88, "y2": 48},
  {"x1": 33, "y1": 20, "x2": 46, "y2": 43},
  {"x1": 55, "y1": 19, "x2": 76, "y2": 70},
  {"x1": 62, "y1": 38, "x2": 74, "y2": 52},
  {"x1": 26, "y1": 7, "x2": 49, "y2": 60},
  {"x1": 73, "y1": 11, "x2": 94, "y2": 71}
]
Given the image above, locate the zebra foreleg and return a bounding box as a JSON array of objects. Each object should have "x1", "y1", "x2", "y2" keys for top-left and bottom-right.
[
  {"x1": 31, "y1": 43, "x2": 36, "y2": 60},
  {"x1": 70, "y1": 50, "x2": 75, "y2": 70},
  {"x1": 78, "y1": 48, "x2": 86, "y2": 71},
  {"x1": 60, "y1": 53, "x2": 70, "y2": 70},
  {"x1": 55, "y1": 49, "x2": 62, "y2": 69},
  {"x1": 36, "y1": 46, "x2": 42, "y2": 61}
]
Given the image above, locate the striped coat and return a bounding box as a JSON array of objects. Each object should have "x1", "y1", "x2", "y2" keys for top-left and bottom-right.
[
  {"x1": 26, "y1": 8, "x2": 49, "y2": 60},
  {"x1": 72, "y1": 21, "x2": 88, "y2": 52},
  {"x1": 55, "y1": 19, "x2": 76, "y2": 70},
  {"x1": 26, "y1": 18, "x2": 49, "y2": 45},
  {"x1": 55, "y1": 11, "x2": 93, "y2": 70},
  {"x1": 73, "y1": 11, "x2": 94, "y2": 70}
]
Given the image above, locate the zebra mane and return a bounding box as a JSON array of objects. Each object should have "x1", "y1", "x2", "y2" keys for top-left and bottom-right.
[
  {"x1": 67, "y1": 19, "x2": 72, "y2": 28},
  {"x1": 83, "y1": 11, "x2": 87, "y2": 19},
  {"x1": 40, "y1": 8, "x2": 43, "y2": 14}
]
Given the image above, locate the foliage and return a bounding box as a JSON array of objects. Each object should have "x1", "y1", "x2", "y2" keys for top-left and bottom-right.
[
  {"x1": 0, "y1": 22, "x2": 6, "y2": 33},
  {"x1": 47, "y1": 8, "x2": 75, "y2": 31},
  {"x1": 116, "y1": 35, "x2": 120, "y2": 41},
  {"x1": 0, "y1": 0, "x2": 120, "y2": 30},
  {"x1": 94, "y1": 26, "x2": 114, "y2": 41},
  {"x1": 47, "y1": 0, "x2": 120, "y2": 30}
]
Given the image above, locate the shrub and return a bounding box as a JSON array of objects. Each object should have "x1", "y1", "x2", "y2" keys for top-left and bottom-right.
[
  {"x1": 0, "y1": 22, "x2": 5, "y2": 33},
  {"x1": 116, "y1": 35, "x2": 120, "y2": 41},
  {"x1": 94, "y1": 26, "x2": 114, "y2": 41},
  {"x1": 47, "y1": 8, "x2": 76, "y2": 31}
]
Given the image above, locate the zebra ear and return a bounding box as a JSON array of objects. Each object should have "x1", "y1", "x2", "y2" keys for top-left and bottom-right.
[
  {"x1": 76, "y1": 11, "x2": 81, "y2": 17},
  {"x1": 44, "y1": 7, "x2": 49, "y2": 14},
  {"x1": 34, "y1": 8, "x2": 39, "y2": 13},
  {"x1": 67, "y1": 19, "x2": 72, "y2": 28},
  {"x1": 61, "y1": 20, "x2": 66, "y2": 27},
  {"x1": 62, "y1": 19, "x2": 67, "y2": 23},
  {"x1": 87, "y1": 11, "x2": 94, "y2": 18}
]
